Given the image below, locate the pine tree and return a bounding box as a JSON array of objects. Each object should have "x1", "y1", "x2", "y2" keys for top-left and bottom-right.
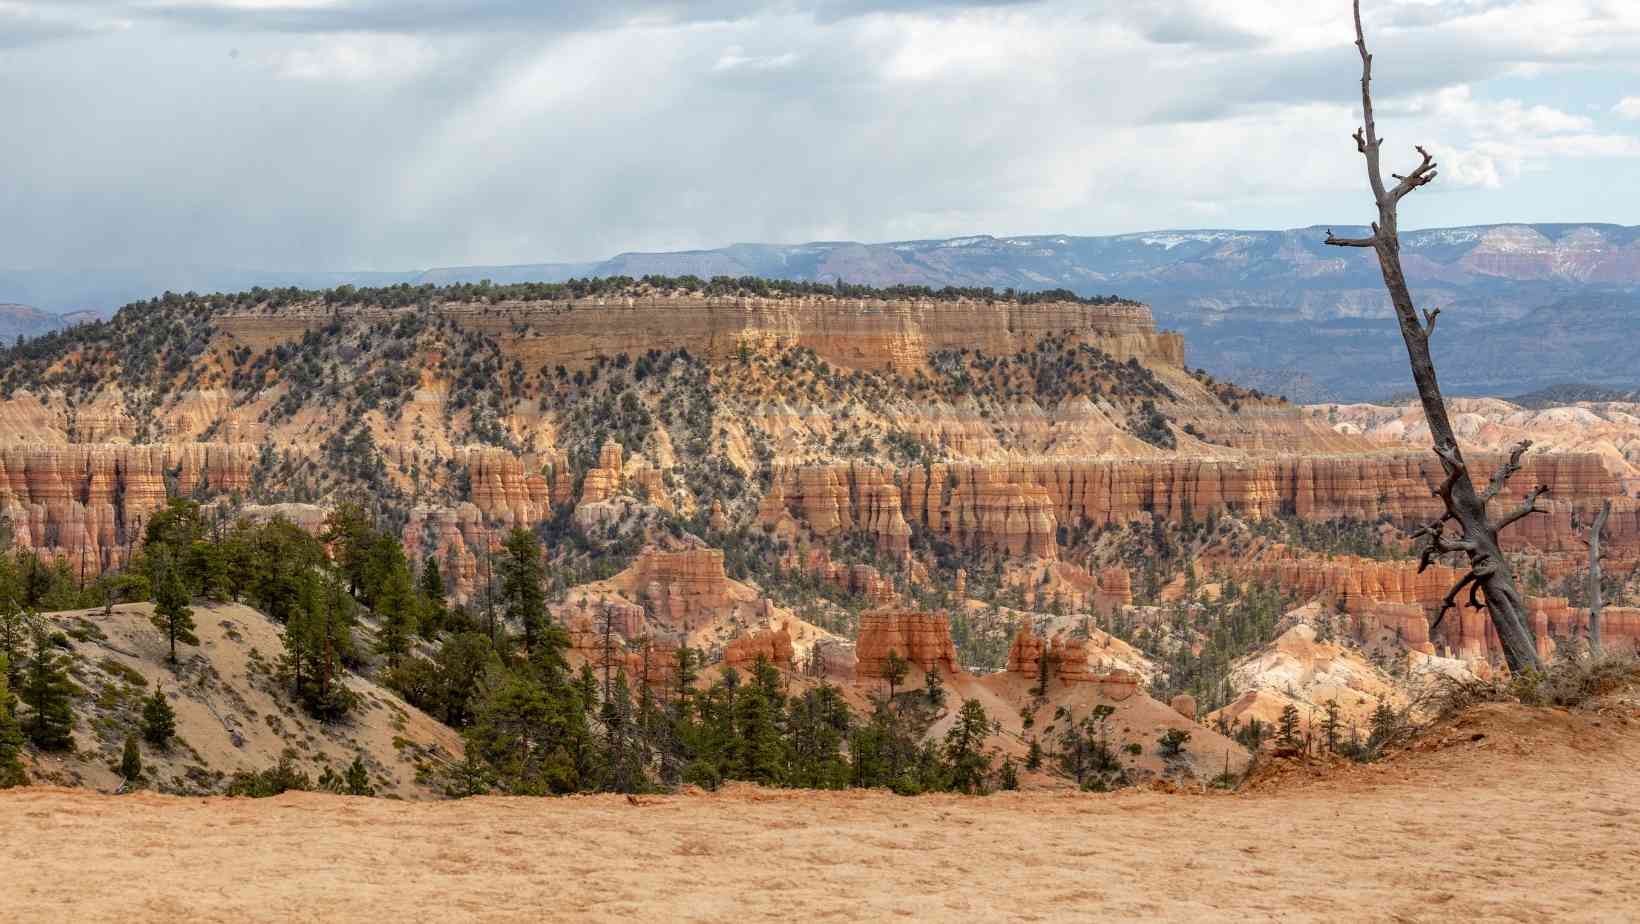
[
  {"x1": 418, "y1": 556, "x2": 447, "y2": 637},
  {"x1": 601, "y1": 670, "x2": 640, "y2": 793},
  {"x1": 343, "y1": 754, "x2": 375, "y2": 796},
  {"x1": 1321, "y1": 699, "x2": 1343, "y2": 755},
  {"x1": 464, "y1": 671, "x2": 589, "y2": 795},
  {"x1": 998, "y1": 754, "x2": 1019, "y2": 791},
  {"x1": 141, "y1": 687, "x2": 176, "y2": 750},
  {"x1": 282, "y1": 570, "x2": 358, "y2": 721},
  {"x1": 1368, "y1": 699, "x2": 1399, "y2": 750},
  {"x1": 0, "y1": 603, "x2": 25, "y2": 688},
  {"x1": 373, "y1": 560, "x2": 418, "y2": 668},
  {"x1": 499, "y1": 528, "x2": 548, "y2": 656},
  {"x1": 1277, "y1": 703, "x2": 1302, "y2": 748},
  {"x1": 924, "y1": 667, "x2": 945, "y2": 707},
  {"x1": 150, "y1": 558, "x2": 198, "y2": 664},
  {"x1": 945, "y1": 698, "x2": 993, "y2": 794},
  {"x1": 119, "y1": 733, "x2": 143, "y2": 783},
  {"x1": 787, "y1": 683, "x2": 851, "y2": 789},
  {"x1": 1025, "y1": 736, "x2": 1043, "y2": 771},
  {"x1": 22, "y1": 625, "x2": 75, "y2": 751},
  {"x1": 0, "y1": 657, "x2": 27, "y2": 788},
  {"x1": 731, "y1": 657, "x2": 787, "y2": 785},
  {"x1": 883, "y1": 650, "x2": 908, "y2": 702},
  {"x1": 1035, "y1": 637, "x2": 1052, "y2": 696}
]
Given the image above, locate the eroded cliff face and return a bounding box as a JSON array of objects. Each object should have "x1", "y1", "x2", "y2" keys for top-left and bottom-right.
[
  {"x1": 214, "y1": 295, "x2": 1181, "y2": 377},
  {"x1": 756, "y1": 452, "x2": 1633, "y2": 561},
  {"x1": 1004, "y1": 625, "x2": 1141, "y2": 698},
  {"x1": 855, "y1": 609, "x2": 960, "y2": 679},
  {"x1": 1312, "y1": 398, "x2": 1640, "y2": 496},
  {"x1": 0, "y1": 444, "x2": 254, "y2": 571},
  {"x1": 1241, "y1": 547, "x2": 1640, "y2": 665}
]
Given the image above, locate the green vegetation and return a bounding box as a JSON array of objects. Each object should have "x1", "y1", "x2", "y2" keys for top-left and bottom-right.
[
  {"x1": 141, "y1": 688, "x2": 176, "y2": 750},
  {"x1": 0, "y1": 656, "x2": 26, "y2": 787}
]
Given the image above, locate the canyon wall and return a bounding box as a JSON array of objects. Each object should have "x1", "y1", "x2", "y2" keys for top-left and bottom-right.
[
  {"x1": 216, "y1": 295, "x2": 1183, "y2": 376},
  {"x1": 0, "y1": 444, "x2": 255, "y2": 571},
  {"x1": 765, "y1": 452, "x2": 1636, "y2": 560},
  {"x1": 1245, "y1": 549, "x2": 1640, "y2": 662}
]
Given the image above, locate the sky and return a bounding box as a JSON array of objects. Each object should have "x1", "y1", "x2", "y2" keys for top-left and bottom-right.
[{"x1": 3, "y1": 0, "x2": 1639, "y2": 271}]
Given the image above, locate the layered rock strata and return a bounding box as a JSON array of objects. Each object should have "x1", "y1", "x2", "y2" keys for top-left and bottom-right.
[
  {"x1": 763, "y1": 452, "x2": 1633, "y2": 560},
  {"x1": 855, "y1": 609, "x2": 960, "y2": 679}
]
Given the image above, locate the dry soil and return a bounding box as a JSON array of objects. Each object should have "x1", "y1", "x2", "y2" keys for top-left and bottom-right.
[{"x1": 3, "y1": 702, "x2": 1637, "y2": 923}]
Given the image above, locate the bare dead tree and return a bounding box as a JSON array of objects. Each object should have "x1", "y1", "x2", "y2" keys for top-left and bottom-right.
[
  {"x1": 1580, "y1": 500, "x2": 1612, "y2": 655},
  {"x1": 1325, "y1": 0, "x2": 1543, "y2": 673}
]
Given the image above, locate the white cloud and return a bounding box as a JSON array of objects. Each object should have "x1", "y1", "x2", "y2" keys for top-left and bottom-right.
[
  {"x1": 712, "y1": 46, "x2": 798, "y2": 72},
  {"x1": 3, "y1": 0, "x2": 1640, "y2": 272}
]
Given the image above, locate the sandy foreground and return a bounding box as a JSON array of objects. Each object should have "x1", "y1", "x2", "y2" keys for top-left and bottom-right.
[{"x1": 3, "y1": 704, "x2": 1638, "y2": 924}]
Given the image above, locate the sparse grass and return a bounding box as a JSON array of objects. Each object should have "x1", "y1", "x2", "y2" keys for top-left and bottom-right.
[
  {"x1": 97, "y1": 657, "x2": 148, "y2": 688},
  {"x1": 1419, "y1": 651, "x2": 1640, "y2": 720}
]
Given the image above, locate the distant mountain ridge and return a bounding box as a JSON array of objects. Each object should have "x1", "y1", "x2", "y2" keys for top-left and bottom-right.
[{"x1": 6, "y1": 222, "x2": 1638, "y2": 400}]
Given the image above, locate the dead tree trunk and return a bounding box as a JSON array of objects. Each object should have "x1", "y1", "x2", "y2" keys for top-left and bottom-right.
[
  {"x1": 1584, "y1": 500, "x2": 1612, "y2": 655},
  {"x1": 1325, "y1": 0, "x2": 1543, "y2": 673}
]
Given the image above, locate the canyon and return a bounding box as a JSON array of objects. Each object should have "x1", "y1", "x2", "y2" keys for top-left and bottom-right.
[{"x1": 3, "y1": 279, "x2": 1638, "y2": 803}]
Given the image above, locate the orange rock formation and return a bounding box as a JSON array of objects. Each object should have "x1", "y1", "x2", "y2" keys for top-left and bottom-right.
[{"x1": 855, "y1": 608, "x2": 960, "y2": 679}]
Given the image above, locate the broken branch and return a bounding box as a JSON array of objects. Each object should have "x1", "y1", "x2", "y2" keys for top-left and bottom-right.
[
  {"x1": 1495, "y1": 485, "x2": 1550, "y2": 531},
  {"x1": 1481, "y1": 439, "x2": 1533, "y2": 504},
  {"x1": 1431, "y1": 570, "x2": 1478, "y2": 633},
  {"x1": 1325, "y1": 229, "x2": 1378, "y2": 248},
  {"x1": 1389, "y1": 145, "x2": 1439, "y2": 201}
]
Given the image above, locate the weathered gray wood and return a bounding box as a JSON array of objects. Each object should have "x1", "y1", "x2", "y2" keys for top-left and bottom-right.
[
  {"x1": 1587, "y1": 500, "x2": 1612, "y2": 655},
  {"x1": 1325, "y1": 0, "x2": 1542, "y2": 673}
]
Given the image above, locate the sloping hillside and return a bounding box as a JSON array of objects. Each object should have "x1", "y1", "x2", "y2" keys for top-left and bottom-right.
[{"x1": 22, "y1": 602, "x2": 461, "y2": 798}]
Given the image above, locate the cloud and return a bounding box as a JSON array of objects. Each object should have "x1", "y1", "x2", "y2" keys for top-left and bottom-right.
[
  {"x1": 712, "y1": 45, "x2": 799, "y2": 72},
  {"x1": 1, "y1": 0, "x2": 1639, "y2": 280},
  {"x1": 0, "y1": 2, "x2": 122, "y2": 48},
  {"x1": 1616, "y1": 97, "x2": 1640, "y2": 120}
]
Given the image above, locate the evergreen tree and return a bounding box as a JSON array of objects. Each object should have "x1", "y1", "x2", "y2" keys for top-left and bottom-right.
[
  {"x1": 1368, "y1": 699, "x2": 1399, "y2": 750},
  {"x1": 281, "y1": 570, "x2": 358, "y2": 721},
  {"x1": 924, "y1": 667, "x2": 945, "y2": 708},
  {"x1": 119, "y1": 733, "x2": 143, "y2": 783},
  {"x1": 883, "y1": 650, "x2": 909, "y2": 702},
  {"x1": 418, "y1": 556, "x2": 448, "y2": 637},
  {"x1": 600, "y1": 670, "x2": 641, "y2": 793},
  {"x1": 372, "y1": 559, "x2": 418, "y2": 668},
  {"x1": 945, "y1": 698, "x2": 993, "y2": 794},
  {"x1": 0, "y1": 601, "x2": 26, "y2": 688},
  {"x1": 998, "y1": 754, "x2": 1019, "y2": 791},
  {"x1": 730, "y1": 657, "x2": 787, "y2": 785},
  {"x1": 1025, "y1": 736, "x2": 1043, "y2": 771},
  {"x1": 464, "y1": 671, "x2": 588, "y2": 795},
  {"x1": 0, "y1": 656, "x2": 27, "y2": 788},
  {"x1": 339, "y1": 755, "x2": 375, "y2": 796},
  {"x1": 787, "y1": 682, "x2": 851, "y2": 789},
  {"x1": 499, "y1": 528, "x2": 548, "y2": 656},
  {"x1": 322, "y1": 502, "x2": 376, "y2": 599},
  {"x1": 1157, "y1": 727, "x2": 1191, "y2": 759},
  {"x1": 150, "y1": 557, "x2": 198, "y2": 664},
  {"x1": 21, "y1": 624, "x2": 75, "y2": 750},
  {"x1": 141, "y1": 687, "x2": 176, "y2": 750},
  {"x1": 1277, "y1": 703, "x2": 1302, "y2": 748},
  {"x1": 1321, "y1": 699, "x2": 1343, "y2": 755}
]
